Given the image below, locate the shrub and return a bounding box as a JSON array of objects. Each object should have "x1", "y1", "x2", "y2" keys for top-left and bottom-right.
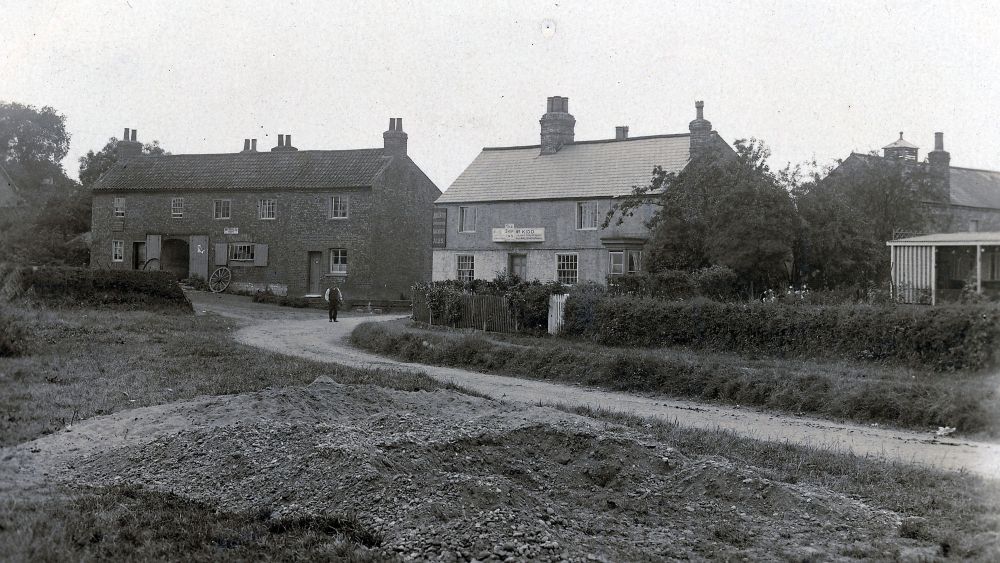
[
  {"x1": 412, "y1": 277, "x2": 566, "y2": 331},
  {"x1": 562, "y1": 295, "x2": 1000, "y2": 371},
  {"x1": 16, "y1": 266, "x2": 191, "y2": 312},
  {"x1": 180, "y1": 275, "x2": 209, "y2": 291},
  {"x1": 606, "y1": 266, "x2": 740, "y2": 301},
  {"x1": 0, "y1": 307, "x2": 29, "y2": 357}
]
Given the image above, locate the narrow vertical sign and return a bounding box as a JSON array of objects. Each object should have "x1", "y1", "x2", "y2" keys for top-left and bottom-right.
[{"x1": 432, "y1": 207, "x2": 448, "y2": 248}]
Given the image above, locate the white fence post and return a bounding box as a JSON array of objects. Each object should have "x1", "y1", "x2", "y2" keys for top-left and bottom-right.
[{"x1": 548, "y1": 293, "x2": 570, "y2": 335}]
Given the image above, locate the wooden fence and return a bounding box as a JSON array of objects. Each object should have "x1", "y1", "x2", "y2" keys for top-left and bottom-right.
[
  {"x1": 412, "y1": 293, "x2": 519, "y2": 333},
  {"x1": 547, "y1": 294, "x2": 569, "y2": 335}
]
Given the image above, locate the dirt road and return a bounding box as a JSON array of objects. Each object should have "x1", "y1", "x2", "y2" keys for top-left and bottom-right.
[{"x1": 190, "y1": 292, "x2": 1000, "y2": 478}]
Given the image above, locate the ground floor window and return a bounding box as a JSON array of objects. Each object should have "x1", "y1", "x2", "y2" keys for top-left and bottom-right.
[
  {"x1": 329, "y1": 248, "x2": 348, "y2": 274},
  {"x1": 609, "y1": 251, "x2": 624, "y2": 275},
  {"x1": 229, "y1": 243, "x2": 254, "y2": 262},
  {"x1": 556, "y1": 253, "x2": 578, "y2": 285},
  {"x1": 457, "y1": 255, "x2": 475, "y2": 281},
  {"x1": 627, "y1": 250, "x2": 642, "y2": 274},
  {"x1": 111, "y1": 240, "x2": 124, "y2": 262}
]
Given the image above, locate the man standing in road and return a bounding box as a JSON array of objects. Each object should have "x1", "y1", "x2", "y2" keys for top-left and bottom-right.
[{"x1": 324, "y1": 284, "x2": 343, "y2": 322}]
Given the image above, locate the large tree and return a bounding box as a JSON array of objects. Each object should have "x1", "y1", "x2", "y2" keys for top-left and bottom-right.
[
  {"x1": 79, "y1": 137, "x2": 167, "y2": 187},
  {"x1": 607, "y1": 139, "x2": 797, "y2": 295},
  {"x1": 0, "y1": 102, "x2": 71, "y2": 190}
]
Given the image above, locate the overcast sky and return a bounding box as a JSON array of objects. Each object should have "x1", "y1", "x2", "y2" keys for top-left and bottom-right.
[{"x1": 4, "y1": 0, "x2": 999, "y2": 189}]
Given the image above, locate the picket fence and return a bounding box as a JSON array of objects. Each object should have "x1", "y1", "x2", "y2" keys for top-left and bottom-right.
[{"x1": 412, "y1": 293, "x2": 519, "y2": 333}]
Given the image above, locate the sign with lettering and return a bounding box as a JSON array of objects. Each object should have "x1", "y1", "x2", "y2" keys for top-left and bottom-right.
[
  {"x1": 432, "y1": 207, "x2": 448, "y2": 248},
  {"x1": 224, "y1": 227, "x2": 239, "y2": 235},
  {"x1": 492, "y1": 224, "x2": 545, "y2": 242}
]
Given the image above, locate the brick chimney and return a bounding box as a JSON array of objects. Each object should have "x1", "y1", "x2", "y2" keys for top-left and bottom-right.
[
  {"x1": 688, "y1": 101, "x2": 713, "y2": 159},
  {"x1": 118, "y1": 127, "x2": 143, "y2": 161},
  {"x1": 242, "y1": 139, "x2": 251, "y2": 152},
  {"x1": 615, "y1": 126, "x2": 629, "y2": 141},
  {"x1": 927, "y1": 131, "x2": 951, "y2": 200},
  {"x1": 251, "y1": 138, "x2": 257, "y2": 152},
  {"x1": 271, "y1": 133, "x2": 298, "y2": 152},
  {"x1": 383, "y1": 118, "x2": 408, "y2": 157},
  {"x1": 540, "y1": 96, "x2": 575, "y2": 155}
]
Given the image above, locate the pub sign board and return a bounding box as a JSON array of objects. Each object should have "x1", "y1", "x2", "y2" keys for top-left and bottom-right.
[
  {"x1": 492, "y1": 224, "x2": 545, "y2": 242},
  {"x1": 432, "y1": 207, "x2": 448, "y2": 248}
]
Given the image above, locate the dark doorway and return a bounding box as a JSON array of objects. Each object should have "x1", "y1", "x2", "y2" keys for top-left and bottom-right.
[
  {"x1": 132, "y1": 242, "x2": 146, "y2": 270},
  {"x1": 161, "y1": 238, "x2": 190, "y2": 280},
  {"x1": 509, "y1": 254, "x2": 526, "y2": 280},
  {"x1": 308, "y1": 251, "x2": 323, "y2": 295}
]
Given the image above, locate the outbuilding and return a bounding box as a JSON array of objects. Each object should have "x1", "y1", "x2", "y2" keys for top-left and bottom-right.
[{"x1": 887, "y1": 232, "x2": 1000, "y2": 304}]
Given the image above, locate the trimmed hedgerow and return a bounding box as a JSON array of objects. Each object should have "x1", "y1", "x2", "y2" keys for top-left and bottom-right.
[
  {"x1": 562, "y1": 295, "x2": 1000, "y2": 371},
  {"x1": 15, "y1": 266, "x2": 191, "y2": 311},
  {"x1": 0, "y1": 307, "x2": 29, "y2": 357},
  {"x1": 606, "y1": 266, "x2": 740, "y2": 301}
]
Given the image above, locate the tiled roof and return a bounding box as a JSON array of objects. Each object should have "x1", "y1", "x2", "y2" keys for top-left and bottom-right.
[
  {"x1": 949, "y1": 166, "x2": 1000, "y2": 209},
  {"x1": 94, "y1": 149, "x2": 391, "y2": 192},
  {"x1": 882, "y1": 134, "x2": 919, "y2": 150},
  {"x1": 436, "y1": 134, "x2": 692, "y2": 203}
]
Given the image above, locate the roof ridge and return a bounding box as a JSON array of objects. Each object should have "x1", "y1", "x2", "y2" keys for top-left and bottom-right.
[
  {"x1": 128, "y1": 147, "x2": 386, "y2": 159},
  {"x1": 951, "y1": 165, "x2": 1000, "y2": 174},
  {"x1": 483, "y1": 132, "x2": 691, "y2": 151}
]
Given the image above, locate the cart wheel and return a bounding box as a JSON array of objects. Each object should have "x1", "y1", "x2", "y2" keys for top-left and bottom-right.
[
  {"x1": 142, "y1": 258, "x2": 160, "y2": 271},
  {"x1": 209, "y1": 267, "x2": 232, "y2": 293}
]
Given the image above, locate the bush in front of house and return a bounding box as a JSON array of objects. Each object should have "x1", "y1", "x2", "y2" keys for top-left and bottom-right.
[
  {"x1": 561, "y1": 294, "x2": 1000, "y2": 371},
  {"x1": 411, "y1": 276, "x2": 567, "y2": 332},
  {"x1": 0, "y1": 307, "x2": 29, "y2": 357},
  {"x1": 16, "y1": 266, "x2": 191, "y2": 311},
  {"x1": 605, "y1": 266, "x2": 740, "y2": 301}
]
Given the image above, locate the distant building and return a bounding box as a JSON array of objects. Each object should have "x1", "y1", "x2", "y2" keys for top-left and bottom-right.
[
  {"x1": 91, "y1": 122, "x2": 441, "y2": 301},
  {"x1": 432, "y1": 97, "x2": 732, "y2": 284},
  {"x1": 831, "y1": 132, "x2": 1000, "y2": 235}
]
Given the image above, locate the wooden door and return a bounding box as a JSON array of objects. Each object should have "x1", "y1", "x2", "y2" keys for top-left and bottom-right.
[
  {"x1": 308, "y1": 252, "x2": 323, "y2": 295},
  {"x1": 189, "y1": 235, "x2": 209, "y2": 280},
  {"x1": 132, "y1": 242, "x2": 146, "y2": 270}
]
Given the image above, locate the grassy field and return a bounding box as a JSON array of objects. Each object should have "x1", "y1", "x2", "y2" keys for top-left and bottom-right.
[
  {"x1": 0, "y1": 306, "x2": 448, "y2": 447},
  {"x1": 352, "y1": 320, "x2": 1000, "y2": 437}
]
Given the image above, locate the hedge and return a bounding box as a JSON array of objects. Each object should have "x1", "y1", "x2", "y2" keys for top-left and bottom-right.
[
  {"x1": 8, "y1": 265, "x2": 191, "y2": 311},
  {"x1": 562, "y1": 295, "x2": 1000, "y2": 371}
]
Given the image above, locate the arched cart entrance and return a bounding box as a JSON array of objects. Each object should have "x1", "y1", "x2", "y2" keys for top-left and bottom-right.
[{"x1": 161, "y1": 238, "x2": 190, "y2": 280}]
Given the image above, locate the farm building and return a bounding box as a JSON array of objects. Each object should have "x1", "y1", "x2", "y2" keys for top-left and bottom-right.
[
  {"x1": 887, "y1": 232, "x2": 1000, "y2": 304},
  {"x1": 432, "y1": 96, "x2": 732, "y2": 285},
  {"x1": 90, "y1": 121, "x2": 441, "y2": 301}
]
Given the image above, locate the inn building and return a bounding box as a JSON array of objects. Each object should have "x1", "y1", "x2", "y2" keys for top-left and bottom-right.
[
  {"x1": 432, "y1": 97, "x2": 731, "y2": 284},
  {"x1": 90, "y1": 120, "x2": 441, "y2": 301}
]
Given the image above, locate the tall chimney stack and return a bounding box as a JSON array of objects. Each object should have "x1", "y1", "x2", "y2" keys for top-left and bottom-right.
[
  {"x1": 251, "y1": 138, "x2": 257, "y2": 152},
  {"x1": 242, "y1": 139, "x2": 251, "y2": 152},
  {"x1": 117, "y1": 127, "x2": 143, "y2": 161},
  {"x1": 383, "y1": 117, "x2": 408, "y2": 157},
  {"x1": 539, "y1": 96, "x2": 575, "y2": 155},
  {"x1": 271, "y1": 133, "x2": 297, "y2": 152},
  {"x1": 927, "y1": 131, "x2": 951, "y2": 201},
  {"x1": 688, "y1": 101, "x2": 713, "y2": 159}
]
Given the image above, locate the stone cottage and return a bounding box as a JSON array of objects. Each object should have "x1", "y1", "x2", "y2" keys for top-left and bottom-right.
[
  {"x1": 432, "y1": 96, "x2": 732, "y2": 284},
  {"x1": 91, "y1": 120, "x2": 441, "y2": 301}
]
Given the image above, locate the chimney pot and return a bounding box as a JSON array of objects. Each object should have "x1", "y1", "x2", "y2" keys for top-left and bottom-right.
[
  {"x1": 935, "y1": 132, "x2": 944, "y2": 151},
  {"x1": 251, "y1": 139, "x2": 257, "y2": 151},
  {"x1": 123, "y1": 127, "x2": 130, "y2": 140},
  {"x1": 131, "y1": 129, "x2": 137, "y2": 142},
  {"x1": 243, "y1": 139, "x2": 251, "y2": 151},
  {"x1": 695, "y1": 101, "x2": 705, "y2": 120},
  {"x1": 278, "y1": 134, "x2": 284, "y2": 147},
  {"x1": 615, "y1": 126, "x2": 630, "y2": 141},
  {"x1": 285, "y1": 134, "x2": 291, "y2": 147}
]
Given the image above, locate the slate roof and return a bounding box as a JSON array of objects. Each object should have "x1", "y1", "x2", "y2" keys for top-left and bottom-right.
[
  {"x1": 436, "y1": 134, "x2": 693, "y2": 203},
  {"x1": 949, "y1": 166, "x2": 1000, "y2": 209},
  {"x1": 93, "y1": 149, "x2": 391, "y2": 192}
]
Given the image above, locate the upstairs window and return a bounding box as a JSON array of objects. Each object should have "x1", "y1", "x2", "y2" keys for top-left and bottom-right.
[
  {"x1": 329, "y1": 195, "x2": 349, "y2": 219},
  {"x1": 171, "y1": 197, "x2": 184, "y2": 219},
  {"x1": 556, "y1": 253, "x2": 578, "y2": 285},
  {"x1": 459, "y1": 206, "x2": 476, "y2": 232},
  {"x1": 228, "y1": 243, "x2": 254, "y2": 262},
  {"x1": 329, "y1": 248, "x2": 348, "y2": 274},
  {"x1": 258, "y1": 198, "x2": 277, "y2": 220},
  {"x1": 457, "y1": 255, "x2": 475, "y2": 281},
  {"x1": 113, "y1": 197, "x2": 126, "y2": 218},
  {"x1": 213, "y1": 199, "x2": 232, "y2": 220},
  {"x1": 577, "y1": 201, "x2": 598, "y2": 230}
]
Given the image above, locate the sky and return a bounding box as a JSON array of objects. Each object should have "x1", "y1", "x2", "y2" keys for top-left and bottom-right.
[{"x1": 3, "y1": 0, "x2": 1000, "y2": 190}]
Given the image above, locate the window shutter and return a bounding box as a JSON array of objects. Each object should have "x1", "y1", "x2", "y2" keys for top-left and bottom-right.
[
  {"x1": 146, "y1": 235, "x2": 161, "y2": 260},
  {"x1": 214, "y1": 243, "x2": 228, "y2": 266},
  {"x1": 254, "y1": 244, "x2": 268, "y2": 266}
]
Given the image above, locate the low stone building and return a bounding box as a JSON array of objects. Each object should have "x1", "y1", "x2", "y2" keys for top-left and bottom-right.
[
  {"x1": 91, "y1": 120, "x2": 441, "y2": 301},
  {"x1": 432, "y1": 96, "x2": 731, "y2": 284}
]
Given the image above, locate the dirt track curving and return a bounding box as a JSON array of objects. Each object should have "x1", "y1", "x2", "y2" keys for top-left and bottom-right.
[{"x1": 184, "y1": 292, "x2": 1000, "y2": 479}]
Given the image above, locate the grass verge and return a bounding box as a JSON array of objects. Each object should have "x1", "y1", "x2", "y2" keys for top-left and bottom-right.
[
  {"x1": 549, "y1": 403, "x2": 1000, "y2": 561},
  {"x1": 351, "y1": 320, "x2": 1000, "y2": 437},
  {"x1": 0, "y1": 485, "x2": 391, "y2": 562},
  {"x1": 0, "y1": 307, "x2": 451, "y2": 446}
]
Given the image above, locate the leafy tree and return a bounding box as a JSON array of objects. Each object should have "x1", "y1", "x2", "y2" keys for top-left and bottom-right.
[
  {"x1": 0, "y1": 102, "x2": 71, "y2": 190},
  {"x1": 607, "y1": 139, "x2": 796, "y2": 297},
  {"x1": 79, "y1": 137, "x2": 167, "y2": 187}
]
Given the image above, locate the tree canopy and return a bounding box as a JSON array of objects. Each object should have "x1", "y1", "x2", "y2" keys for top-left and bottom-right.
[
  {"x1": 79, "y1": 137, "x2": 167, "y2": 188},
  {"x1": 0, "y1": 102, "x2": 72, "y2": 191}
]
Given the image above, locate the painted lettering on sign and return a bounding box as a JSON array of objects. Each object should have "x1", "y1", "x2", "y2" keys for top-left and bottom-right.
[
  {"x1": 223, "y1": 227, "x2": 239, "y2": 235},
  {"x1": 432, "y1": 207, "x2": 448, "y2": 248},
  {"x1": 492, "y1": 226, "x2": 545, "y2": 242}
]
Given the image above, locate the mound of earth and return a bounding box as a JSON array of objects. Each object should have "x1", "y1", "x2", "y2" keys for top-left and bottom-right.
[{"x1": 5, "y1": 378, "x2": 941, "y2": 561}]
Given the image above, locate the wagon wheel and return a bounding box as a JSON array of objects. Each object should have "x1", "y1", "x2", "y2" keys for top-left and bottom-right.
[
  {"x1": 209, "y1": 267, "x2": 232, "y2": 293},
  {"x1": 142, "y1": 258, "x2": 160, "y2": 271}
]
